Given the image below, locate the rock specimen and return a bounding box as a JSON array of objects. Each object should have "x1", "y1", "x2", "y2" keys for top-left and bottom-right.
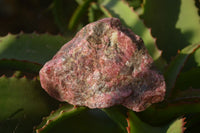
[{"x1": 39, "y1": 18, "x2": 165, "y2": 112}]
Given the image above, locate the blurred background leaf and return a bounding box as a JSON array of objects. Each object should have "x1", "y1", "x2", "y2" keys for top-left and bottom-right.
[
  {"x1": 143, "y1": 0, "x2": 200, "y2": 68},
  {"x1": 0, "y1": 33, "x2": 71, "y2": 76},
  {"x1": 0, "y1": 33, "x2": 70, "y2": 65},
  {"x1": 0, "y1": 76, "x2": 59, "y2": 133}
]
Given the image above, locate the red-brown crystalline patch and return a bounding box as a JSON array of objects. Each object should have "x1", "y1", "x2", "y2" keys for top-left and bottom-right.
[
  {"x1": 122, "y1": 70, "x2": 165, "y2": 112},
  {"x1": 39, "y1": 18, "x2": 166, "y2": 111}
]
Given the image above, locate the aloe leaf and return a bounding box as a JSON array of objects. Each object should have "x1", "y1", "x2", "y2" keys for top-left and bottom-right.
[
  {"x1": 88, "y1": 2, "x2": 105, "y2": 22},
  {"x1": 103, "y1": 107, "x2": 186, "y2": 133},
  {"x1": 75, "y1": 0, "x2": 85, "y2": 5},
  {"x1": 175, "y1": 0, "x2": 200, "y2": 46},
  {"x1": 102, "y1": 106, "x2": 128, "y2": 133},
  {"x1": 99, "y1": 5, "x2": 112, "y2": 17},
  {"x1": 51, "y1": 0, "x2": 67, "y2": 33},
  {"x1": 127, "y1": 111, "x2": 162, "y2": 133},
  {"x1": 126, "y1": 0, "x2": 143, "y2": 10},
  {"x1": 170, "y1": 89, "x2": 200, "y2": 102},
  {"x1": 0, "y1": 76, "x2": 59, "y2": 133},
  {"x1": 174, "y1": 67, "x2": 200, "y2": 90},
  {"x1": 194, "y1": 48, "x2": 200, "y2": 67},
  {"x1": 143, "y1": 0, "x2": 200, "y2": 65},
  {"x1": 166, "y1": 67, "x2": 200, "y2": 100},
  {"x1": 164, "y1": 43, "x2": 200, "y2": 98},
  {"x1": 128, "y1": 111, "x2": 186, "y2": 133},
  {"x1": 176, "y1": 0, "x2": 200, "y2": 68},
  {"x1": 36, "y1": 107, "x2": 122, "y2": 133},
  {"x1": 0, "y1": 59, "x2": 41, "y2": 74},
  {"x1": 36, "y1": 105, "x2": 86, "y2": 133},
  {"x1": 138, "y1": 101, "x2": 200, "y2": 125},
  {"x1": 51, "y1": 0, "x2": 77, "y2": 33},
  {"x1": 166, "y1": 117, "x2": 186, "y2": 133},
  {"x1": 88, "y1": 2, "x2": 97, "y2": 22},
  {"x1": 100, "y1": 0, "x2": 162, "y2": 62},
  {"x1": 0, "y1": 33, "x2": 70, "y2": 65},
  {"x1": 68, "y1": 0, "x2": 92, "y2": 30}
]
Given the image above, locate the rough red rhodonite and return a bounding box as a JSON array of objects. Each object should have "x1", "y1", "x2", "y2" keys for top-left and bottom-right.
[{"x1": 39, "y1": 18, "x2": 166, "y2": 112}]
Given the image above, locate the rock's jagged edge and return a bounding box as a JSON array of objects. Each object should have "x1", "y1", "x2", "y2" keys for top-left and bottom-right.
[{"x1": 40, "y1": 18, "x2": 166, "y2": 112}]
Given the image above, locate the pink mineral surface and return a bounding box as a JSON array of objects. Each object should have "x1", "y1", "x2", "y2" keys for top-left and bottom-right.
[{"x1": 39, "y1": 18, "x2": 166, "y2": 112}]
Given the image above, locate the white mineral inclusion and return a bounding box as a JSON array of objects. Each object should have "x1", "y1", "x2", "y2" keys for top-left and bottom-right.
[{"x1": 110, "y1": 32, "x2": 118, "y2": 46}]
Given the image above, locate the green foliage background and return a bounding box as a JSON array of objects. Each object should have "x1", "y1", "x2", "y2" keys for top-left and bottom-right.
[{"x1": 0, "y1": 0, "x2": 200, "y2": 133}]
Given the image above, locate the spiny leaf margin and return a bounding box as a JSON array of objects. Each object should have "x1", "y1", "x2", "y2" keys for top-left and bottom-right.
[
  {"x1": 0, "y1": 33, "x2": 70, "y2": 65},
  {"x1": 128, "y1": 111, "x2": 186, "y2": 133},
  {"x1": 35, "y1": 105, "x2": 86, "y2": 133},
  {"x1": 164, "y1": 43, "x2": 200, "y2": 98},
  {"x1": 0, "y1": 75, "x2": 58, "y2": 133}
]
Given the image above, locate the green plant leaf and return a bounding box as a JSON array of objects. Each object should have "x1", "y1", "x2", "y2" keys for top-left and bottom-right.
[
  {"x1": 138, "y1": 101, "x2": 200, "y2": 125},
  {"x1": 194, "y1": 48, "x2": 200, "y2": 67},
  {"x1": 75, "y1": 0, "x2": 85, "y2": 5},
  {"x1": 51, "y1": 0, "x2": 78, "y2": 33},
  {"x1": 36, "y1": 105, "x2": 86, "y2": 133},
  {"x1": 0, "y1": 33, "x2": 70, "y2": 65},
  {"x1": 175, "y1": 0, "x2": 200, "y2": 46},
  {"x1": 102, "y1": 106, "x2": 128, "y2": 133},
  {"x1": 88, "y1": 2, "x2": 98, "y2": 22},
  {"x1": 176, "y1": 0, "x2": 200, "y2": 68},
  {"x1": 103, "y1": 107, "x2": 187, "y2": 133},
  {"x1": 170, "y1": 89, "x2": 200, "y2": 102},
  {"x1": 36, "y1": 107, "x2": 123, "y2": 133},
  {"x1": 51, "y1": 0, "x2": 67, "y2": 33},
  {"x1": 167, "y1": 68, "x2": 200, "y2": 100},
  {"x1": 0, "y1": 59, "x2": 41, "y2": 74},
  {"x1": 174, "y1": 67, "x2": 200, "y2": 90},
  {"x1": 88, "y1": 2, "x2": 105, "y2": 22},
  {"x1": 166, "y1": 118, "x2": 186, "y2": 133},
  {"x1": 126, "y1": 0, "x2": 143, "y2": 10},
  {"x1": 68, "y1": 0, "x2": 92, "y2": 30},
  {"x1": 164, "y1": 43, "x2": 200, "y2": 98},
  {"x1": 127, "y1": 111, "x2": 162, "y2": 133},
  {"x1": 100, "y1": 0, "x2": 162, "y2": 62},
  {"x1": 128, "y1": 111, "x2": 186, "y2": 133},
  {"x1": 0, "y1": 76, "x2": 59, "y2": 133},
  {"x1": 143, "y1": 0, "x2": 200, "y2": 65}
]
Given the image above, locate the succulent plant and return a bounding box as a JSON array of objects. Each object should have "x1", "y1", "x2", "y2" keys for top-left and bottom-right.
[{"x1": 0, "y1": 0, "x2": 200, "y2": 133}]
